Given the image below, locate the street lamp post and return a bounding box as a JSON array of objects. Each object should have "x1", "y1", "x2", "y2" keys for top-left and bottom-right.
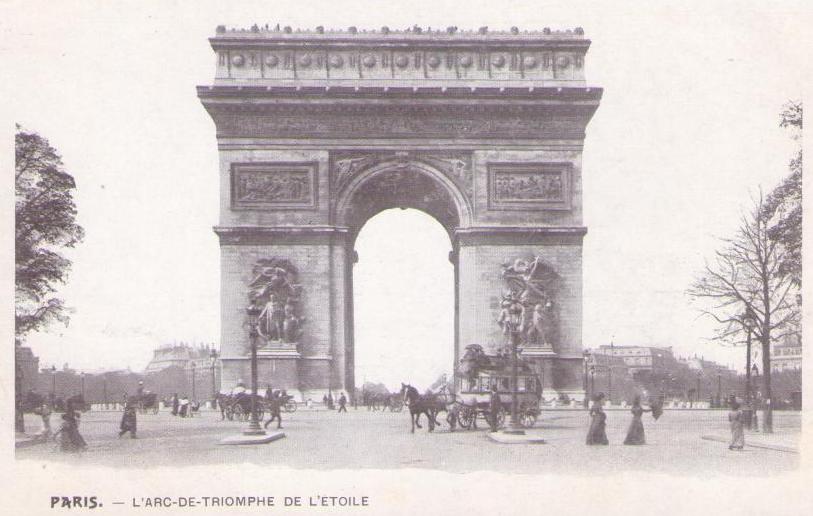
[
  {"x1": 80, "y1": 372, "x2": 86, "y2": 401},
  {"x1": 50, "y1": 365, "x2": 57, "y2": 399},
  {"x1": 717, "y1": 371, "x2": 722, "y2": 408},
  {"x1": 191, "y1": 362, "x2": 196, "y2": 402},
  {"x1": 743, "y1": 308, "x2": 755, "y2": 407},
  {"x1": 504, "y1": 298, "x2": 525, "y2": 435},
  {"x1": 103, "y1": 376, "x2": 108, "y2": 409},
  {"x1": 210, "y1": 349, "x2": 218, "y2": 408},
  {"x1": 582, "y1": 350, "x2": 590, "y2": 408},
  {"x1": 696, "y1": 371, "x2": 702, "y2": 406},
  {"x1": 244, "y1": 305, "x2": 265, "y2": 436},
  {"x1": 590, "y1": 366, "x2": 596, "y2": 400}
]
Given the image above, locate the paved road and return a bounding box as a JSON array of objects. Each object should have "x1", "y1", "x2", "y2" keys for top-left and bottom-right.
[{"x1": 17, "y1": 408, "x2": 799, "y2": 474}]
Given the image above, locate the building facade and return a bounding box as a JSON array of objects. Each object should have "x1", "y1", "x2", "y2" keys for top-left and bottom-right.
[
  {"x1": 591, "y1": 345, "x2": 676, "y2": 376},
  {"x1": 771, "y1": 334, "x2": 802, "y2": 373}
]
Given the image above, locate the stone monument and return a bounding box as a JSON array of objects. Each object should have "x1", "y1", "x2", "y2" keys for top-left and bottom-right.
[{"x1": 198, "y1": 25, "x2": 602, "y2": 401}]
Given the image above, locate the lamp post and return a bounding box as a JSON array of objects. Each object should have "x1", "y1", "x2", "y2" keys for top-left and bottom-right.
[
  {"x1": 743, "y1": 308, "x2": 755, "y2": 407},
  {"x1": 103, "y1": 376, "x2": 108, "y2": 409},
  {"x1": 244, "y1": 304, "x2": 265, "y2": 436},
  {"x1": 191, "y1": 362, "x2": 197, "y2": 402},
  {"x1": 696, "y1": 371, "x2": 702, "y2": 406},
  {"x1": 210, "y1": 349, "x2": 218, "y2": 408},
  {"x1": 582, "y1": 350, "x2": 590, "y2": 408},
  {"x1": 608, "y1": 340, "x2": 614, "y2": 405},
  {"x1": 590, "y1": 366, "x2": 596, "y2": 400},
  {"x1": 504, "y1": 297, "x2": 525, "y2": 435},
  {"x1": 80, "y1": 372, "x2": 86, "y2": 400},
  {"x1": 717, "y1": 371, "x2": 722, "y2": 408},
  {"x1": 50, "y1": 365, "x2": 57, "y2": 399}
]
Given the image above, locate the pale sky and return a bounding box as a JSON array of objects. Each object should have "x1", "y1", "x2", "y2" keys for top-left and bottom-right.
[{"x1": 2, "y1": 0, "x2": 808, "y2": 389}]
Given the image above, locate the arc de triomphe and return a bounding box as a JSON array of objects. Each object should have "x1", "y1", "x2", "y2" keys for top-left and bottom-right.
[{"x1": 198, "y1": 25, "x2": 602, "y2": 402}]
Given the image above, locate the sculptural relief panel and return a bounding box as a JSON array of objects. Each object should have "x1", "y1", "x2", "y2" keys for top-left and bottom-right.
[
  {"x1": 231, "y1": 162, "x2": 318, "y2": 209},
  {"x1": 487, "y1": 162, "x2": 572, "y2": 211}
]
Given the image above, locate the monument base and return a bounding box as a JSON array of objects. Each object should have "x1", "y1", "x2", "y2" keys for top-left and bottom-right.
[
  {"x1": 218, "y1": 430, "x2": 285, "y2": 446},
  {"x1": 488, "y1": 431, "x2": 546, "y2": 444}
]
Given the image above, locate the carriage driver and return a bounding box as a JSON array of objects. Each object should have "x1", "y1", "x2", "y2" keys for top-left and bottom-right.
[{"x1": 231, "y1": 379, "x2": 247, "y2": 401}]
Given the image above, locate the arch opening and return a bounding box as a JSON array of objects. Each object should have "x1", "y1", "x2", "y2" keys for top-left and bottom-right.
[{"x1": 352, "y1": 208, "x2": 454, "y2": 393}]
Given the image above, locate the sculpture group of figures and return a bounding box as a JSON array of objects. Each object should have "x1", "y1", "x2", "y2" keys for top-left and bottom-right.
[
  {"x1": 249, "y1": 259, "x2": 305, "y2": 344},
  {"x1": 498, "y1": 257, "x2": 560, "y2": 352}
]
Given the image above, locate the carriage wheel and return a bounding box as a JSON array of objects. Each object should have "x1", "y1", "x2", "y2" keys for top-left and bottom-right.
[
  {"x1": 520, "y1": 412, "x2": 537, "y2": 428},
  {"x1": 457, "y1": 407, "x2": 475, "y2": 429},
  {"x1": 285, "y1": 400, "x2": 297, "y2": 413}
]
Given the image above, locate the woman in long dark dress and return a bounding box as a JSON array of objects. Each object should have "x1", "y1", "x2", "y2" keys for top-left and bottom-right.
[
  {"x1": 54, "y1": 412, "x2": 87, "y2": 452},
  {"x1": 586, "y1": 393, "x2": 609, "y2": 445},
  {"x1": 623, "y1": 396, "x2": 650, "y2": 445}
]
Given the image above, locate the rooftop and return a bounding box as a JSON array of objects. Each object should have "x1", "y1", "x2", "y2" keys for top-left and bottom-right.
[{"x1": 213, "y1": 24, "x2": 587, "y2": 41}]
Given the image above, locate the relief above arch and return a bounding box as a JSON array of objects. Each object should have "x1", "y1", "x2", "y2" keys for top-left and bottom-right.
[{"x1": 330, "y1": 150, "x2": 473, "y2": 201}]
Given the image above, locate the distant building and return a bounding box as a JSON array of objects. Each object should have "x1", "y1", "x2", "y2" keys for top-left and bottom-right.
[
  {"x1": 144, "y1": 343, "x2": 218, "y2": 374},
  {"x1": 680, "y1": 355, "x2": 737, "y2": 378},
  {"x1": 144, "y1": 343, "x2": 221, "y2": 400},
  {"x1": 771, "y1": 334, "x2": 802, "y2": 373},
  {"x1": 15, "y1": 342, "x2": 40, "y2": 394},
  {"x1": 591, "y1": 345, "x2": 675, "y2": 376}
]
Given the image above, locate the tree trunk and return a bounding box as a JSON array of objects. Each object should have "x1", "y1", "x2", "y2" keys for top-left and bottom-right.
[{"x1": 761, "y1": 337, "x2": 773, "y2": 433}]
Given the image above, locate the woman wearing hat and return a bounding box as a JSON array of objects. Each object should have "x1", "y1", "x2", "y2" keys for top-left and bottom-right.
[
  {"x1": 728, "y1": 399, "x2": 745, "y2": 450},
  {"x1": 623, "y1": 395, "x2": 650, "y2": 445},
  {"x1": 586, "y1": 393, "x2": 609, "y2": 445}
]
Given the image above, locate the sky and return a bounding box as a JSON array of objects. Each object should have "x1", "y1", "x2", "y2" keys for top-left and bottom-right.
[{"x1": 2, "y1": 0, "x2": 809, "y2": 389}]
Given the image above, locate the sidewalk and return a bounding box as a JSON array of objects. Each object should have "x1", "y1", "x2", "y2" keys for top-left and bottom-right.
[{"x1": 701, "y1": 432, "x2": 799, "y2": 454}]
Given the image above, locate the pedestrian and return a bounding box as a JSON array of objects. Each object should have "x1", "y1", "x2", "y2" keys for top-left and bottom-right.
[
  {"x1": 623, "y1": 395, "x2": 650, "y2": 445},
  {"x1": 171, "y1": 393, "x2": 179, "y2": 416},
  {"x1": 119, "y1": 404, "x2": 138, "y2": 438},
  {"x1": 264, "y1": 389, "x2": 283, "y2": 430},
  {"x1": 338, "y1": 392, "x2": 347, "y2": 413},
  {"x1": 488, "y1": 385, "x2": 501, "y2": 432},
  {"x1": 54, "y1": 411, "x2": 86, "y2": 452},
  {"x1": 728, "y1": 399, "x2": 745, "y2": 451},
  {"x1": 179, "y1": 395, "x2": 190, "y2": 418},
  {"x1": 446, "y1": 393, "x2": 459, "y2": 432},
  {"x1": 586, "y1": 393, "x2": 609, "y2": 445}
]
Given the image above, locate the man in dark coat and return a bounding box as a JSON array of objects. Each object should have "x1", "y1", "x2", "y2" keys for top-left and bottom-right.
[
  {"x1": 171, "y1": 393, "x2": 179, "y2": 416},
  {"x1": 489, "y1": 385, "x2": 501, "y2": 432},
  {"x1": 119, "y1": 404, "x2": 137, "y2": 438},
  {"x1": 338, "y1": 392, "x2": 347, "y2": 413}
]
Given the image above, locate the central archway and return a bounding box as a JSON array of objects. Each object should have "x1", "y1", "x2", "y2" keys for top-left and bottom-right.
[
  {"x1": 336, "y1": 161, "x2": 470, "y2": 395},
  {"x1": 353, "y1": 208, "x2": 454, "y2": 392}
]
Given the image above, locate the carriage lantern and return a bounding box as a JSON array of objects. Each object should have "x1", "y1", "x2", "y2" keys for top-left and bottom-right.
[{"x1": 244, "y1": 304, "x2": 266, "y2": 436}]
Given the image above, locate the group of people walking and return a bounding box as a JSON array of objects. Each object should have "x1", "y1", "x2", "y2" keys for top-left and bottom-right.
[{"x1": 585, "y1": 393, "x2": 656, "y2": 445}]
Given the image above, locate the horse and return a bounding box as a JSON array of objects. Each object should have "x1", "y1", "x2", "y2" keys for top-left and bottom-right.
[{"x1": 400, "y1": 383, "x2": 446, "y2": 433}]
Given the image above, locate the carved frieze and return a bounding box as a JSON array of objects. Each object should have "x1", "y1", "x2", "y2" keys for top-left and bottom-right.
[
  {"x1": 487, "y1": 162, "x2": 572, "y2": 211},
  {"x1": 231, "y1": 162, "x2": 318, "y2": 210},
  {"x1": 330, "y1": 151, "x2": 473, "y2": 200}
]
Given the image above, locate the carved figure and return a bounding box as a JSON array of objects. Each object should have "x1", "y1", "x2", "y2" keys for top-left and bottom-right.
[
  {"x1": 249, "y1": 259, "x2": 303, "y2": 344},
  {"x1": 499, "y1": 257, "x2": 560, "y2": 351},
  {"x1": 282, "y1": 302, "x2": 304, "y2": 343}
]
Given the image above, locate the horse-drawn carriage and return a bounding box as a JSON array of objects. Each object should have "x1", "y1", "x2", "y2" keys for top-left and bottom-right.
[
  {"x1": 219, "y1": 390, "x2": 296, "y2": 421},
  {"x1": 455, "y1": 347, "x2": 542, "y2": 430},
  {"x1": 131, "y1": 392, "x2": 159, "y2": 414}
]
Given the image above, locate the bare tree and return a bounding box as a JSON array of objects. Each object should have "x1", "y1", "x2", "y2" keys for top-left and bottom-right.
[{"x1": 688, "y1": 194, "x2": 800, "y2": 433}]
